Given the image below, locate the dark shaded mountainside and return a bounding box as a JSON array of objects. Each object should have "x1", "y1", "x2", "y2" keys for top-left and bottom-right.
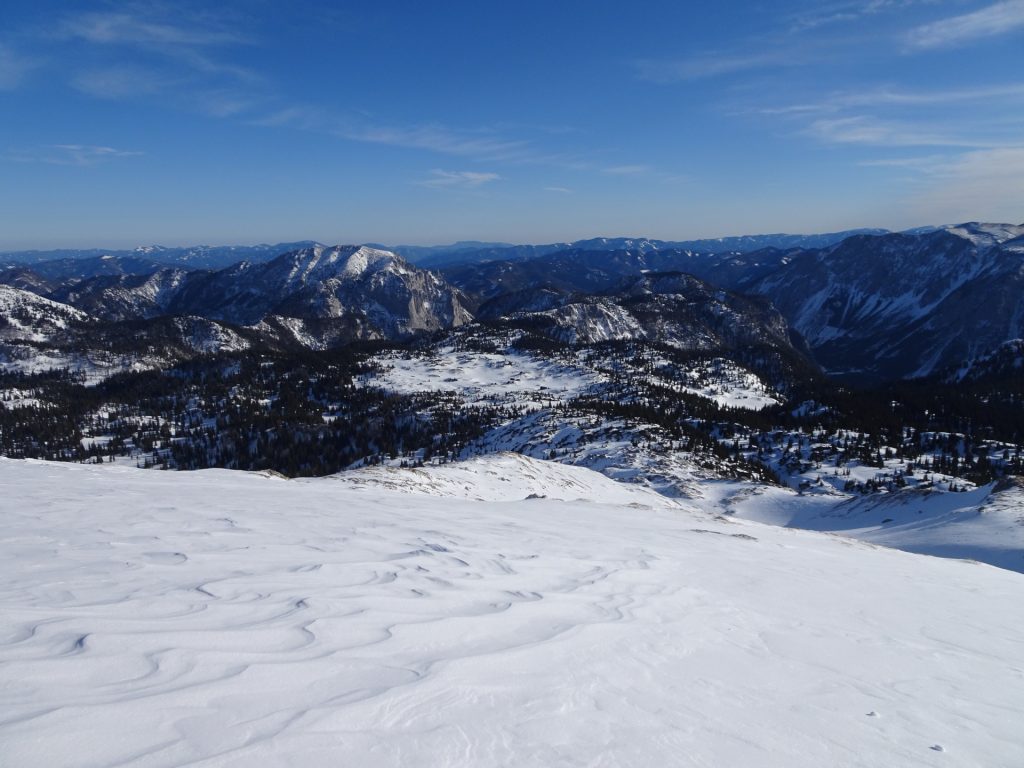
[
  {"x1": 438, "y1": 222, "x2": 1024, "y2": 382},
  {"x1": 477, "y1": 270, "x2": 818, "y2": 386},
  {"x1": 737, "y1": 223, "x2": 1024, "y2": 381}
]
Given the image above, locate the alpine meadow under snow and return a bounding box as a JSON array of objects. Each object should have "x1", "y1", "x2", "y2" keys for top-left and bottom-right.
[{"x1": 3, "y1": 457, "x2": 1024, "y2": 768}]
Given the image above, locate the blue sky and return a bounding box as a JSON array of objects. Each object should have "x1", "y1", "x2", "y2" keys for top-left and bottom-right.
[{"x1": 1, "y1": 1, "x2": 1022, "y2": 248}]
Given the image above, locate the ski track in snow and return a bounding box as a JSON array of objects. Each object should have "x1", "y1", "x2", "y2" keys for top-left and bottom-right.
[{"x1": 2, "y1": 458, "x2": 1024, "y2": 767}]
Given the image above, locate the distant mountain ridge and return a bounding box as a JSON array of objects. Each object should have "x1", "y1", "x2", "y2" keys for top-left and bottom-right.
[
  {"x1": 0, "y1": 242, "x2": 322, "y2": 271},
  {"x1": 392, "y1": 228, "x2": 894, "y2": 268},
  {"x1": 1, "y1": 229, "x2": 896, "y2": 272}
]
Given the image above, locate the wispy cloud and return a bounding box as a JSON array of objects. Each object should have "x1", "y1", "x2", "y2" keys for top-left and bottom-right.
[
  {"x1": 807, "y1": 115, "x2": 1009, "y2": 147},
  {"x1": 249, "y1": 106, "x2": 320, "y2": 129},
  {"x1": 23, "y1": 7, "x2": 622, "y2": 182},
  {"x1": 71, "y1": 66, "x2": 174, "y2": 99},
  {"x1": 32, "y1": 8, "x2": 587, "y2": 174},
  {"x1": 58, "y1": 10, "x2": 247, "y2": 47},
  {"x1": 635, "y1": 52, "x2": 791, "y2": 82},
  {"x1": 907, "y1": 0, "x2": 1024, "y2": 48},
  {"x1": 416, "y1": 170, "x2": 501, "y2": 189},
  {"x1": 544, "y1": 186, "x2": 572, "y2": 193},
  {"x1": 254, "y1": 105, "x2": 551, "y2": 164},
  {"x1": 790, "y1": 9, "x2": 860, "y2": 32},
  {"x1": 0, "y1": 44, "x2": 37, "y2": 90},
  {"x1": 875, "y1": 147, "x2": 1024, "y2": 223},
  {"x1": 834, "y1": 82, "x2": 1024, "y2": 107},
  {"x1": 600, "y1": 164, "x2": 689, "y2": 183},
  {"x1": 603, "y1": 164, "x2": 651, "y2": 176},
  {"x1": 754, "y1": 103, "x2": 833, "y2": 116},
  {"x1": 337, "y1": 123, "x2": 531, "y2": 161},
  {"x1": 790, "y1": 0, "x2": 931, "y2": 32},
  {"x1": 757, "y1": 82, "x2": 1024, "y2": 115},
  {"x1": 859, "y1": 153, "x2": 951, "y2": 169},
  {"x1": 59, "y1": 5, "x2": 261, "y2": 106},
  {"x1": 7, "y1": 144, "x2": 144, "y2": 166},
  {"x1": 192, "y1": 90, "x2": 260, "y2": 118}
]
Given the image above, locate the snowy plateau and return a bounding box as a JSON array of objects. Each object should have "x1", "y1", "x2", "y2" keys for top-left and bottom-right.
[{"x1": 2, "y1": 457, "x2": 1024, "y2": 768}]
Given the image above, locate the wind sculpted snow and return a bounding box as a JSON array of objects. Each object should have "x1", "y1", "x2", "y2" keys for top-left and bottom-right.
[{"x1": 2, "y1": 458, "x2": 1023, "y2": 767}]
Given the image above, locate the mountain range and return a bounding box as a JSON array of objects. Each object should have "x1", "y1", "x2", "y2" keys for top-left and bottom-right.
[
  {"x1": 1, "y1": 222, "x2": 1022, "y2": 384},
  {"x1": 438, "y1": 222, "x2": 1024, "y2": 382},
  {"x1": 1, "y1": 228, "x2": 893, "y2": 272},
  {"x1": 0, "y1": 242, "x2": 321, "y2": 271}
]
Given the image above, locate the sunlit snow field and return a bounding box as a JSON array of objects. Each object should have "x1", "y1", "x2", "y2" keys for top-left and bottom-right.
[
  {"x1": 2, "y1": 457, "x2": 1023, "y2": 767},
  {"x1": 361, "y1": 346, "x2": 779, "y2": 411}
]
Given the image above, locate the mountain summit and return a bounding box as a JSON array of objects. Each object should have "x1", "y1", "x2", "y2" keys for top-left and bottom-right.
[{"x1": 167, "y1": 245, "x2": 473, "y2": 345}]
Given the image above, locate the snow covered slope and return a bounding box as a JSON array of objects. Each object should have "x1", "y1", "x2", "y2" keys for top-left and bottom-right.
[
  {"x1": 50, "y1": 268, "x2": 192, "y2": 320},
  {"x1": 334, "y1": 451, "x2": 676, "y2": 505},
  {"x1": 0, "y1": 284, "x2": 90, "y2": 341},
  {"x1": 459, "y1": 410, "x2": 736, "y2": 497},
  {"x1": 0, "y1": 312, "x2": 251, "y2": 383},
  {"x1": 362, "y1": 344, "x2": 603, "y2": 408},
  {"x1": 362, "y1": 337, "x2": 779, "y2": 412},
  {"x1": 2, "y1": 458, "x2": 1023, "y2": 767},
  {"x1": 718, "y1": 474, "x2": 1024, "y2": 573}
]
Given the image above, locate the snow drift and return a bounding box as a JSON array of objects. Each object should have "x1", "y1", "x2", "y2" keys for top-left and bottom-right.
[{"x1": 1, "y1": 457, "x2": 1023, "y2": 767}]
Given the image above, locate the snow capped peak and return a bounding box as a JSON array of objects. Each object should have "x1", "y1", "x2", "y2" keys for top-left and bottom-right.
[
  {"x1": 275, "y1": 245, "x2": 408, "y2": 287},
  {"x1": 341, "y1": 245, "x2": 404, "y2": 277},
  {"x1": 946, "y1": 222, "x2": 1024, "y2": 247},
  {"x1": 155, "y1": 242, "x2": 470, "y2": 338}
]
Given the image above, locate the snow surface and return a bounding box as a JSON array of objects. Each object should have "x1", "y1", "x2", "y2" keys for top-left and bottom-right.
[
  {"x1": 2, "y1": 457, "x2": 1024, "y2": 767},
  {"x1": 362, "y1": 347, "x2": 603, "y2": 408},
  {"x1": 947, "y1": 222, "x2": 1024, "y2": 247},
  {"x1": 335, "y1": 452, "x2": 676, "y2": 505},
  {"x1": 362, "y1": 344, "x2": 777, "y2": 411},
  {"x1": 459, "y1": 411, "x2": 719, "y2": 498},
  {"x1": 675, "y1": 358, "x2": 779, "y2": 409},
  {"x1": 725, "y1": 479, "x2": 1024, "y2": 573},
  {"x1": 710, "y1": 423, "x2": 1024, "y2": 573},
  {"x1": 0, "y1": 346, "x2": 196, "y2": 385},
  {"x1": 0, "y1": 388, "x2": 47, "y2": 409},
  {"x1": 0, "y1": 347, "x2": 161, "y2": 383},
  {"x1": 0, "y1": 285, "x2": 89, "y2": 341}
]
